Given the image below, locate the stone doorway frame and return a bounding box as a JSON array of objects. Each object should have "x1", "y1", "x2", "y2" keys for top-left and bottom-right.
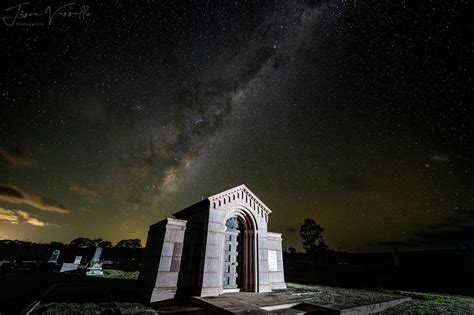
[{"x1": 223, "y1": 207, "x2": 258, "y2": 293}]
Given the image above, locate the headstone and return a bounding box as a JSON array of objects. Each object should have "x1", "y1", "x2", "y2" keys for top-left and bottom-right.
[
  {"x1": 60, "y1": 262, "x2": 79, "y2": 272},
  {"x1": 48, "y1": 249, "x2": 60, "y2": 263},
  {"x1": 86, "y1": 262, "x2": 104, "y2": 276},
  {"x1": 86, "y1": 247, "x2": 104, "y2": 276},
  {"x1": 74, "y1": 256, "x2": 82, "y2": 264},
  {"x1": 59, "y1": 254, "x2": 82, "y2": 273},
  {"x1": 91, "y1": 247, "x2": 102, "y2": 263}
]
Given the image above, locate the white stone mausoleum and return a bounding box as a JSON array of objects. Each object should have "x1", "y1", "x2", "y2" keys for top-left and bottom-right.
[{"x1": 140, "y1": 184, "x2": 286, "y2": 302}]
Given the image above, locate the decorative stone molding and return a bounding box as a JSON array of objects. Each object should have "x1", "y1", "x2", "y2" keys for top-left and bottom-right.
[{"x1": 209, "y1": 184, "x2": 271, "y2": 222}]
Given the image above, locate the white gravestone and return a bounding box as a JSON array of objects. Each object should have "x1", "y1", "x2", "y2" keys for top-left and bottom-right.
[
  {"x1": 48, "y1": 250, "x2": 60, "y2": 263},
  {"x1": 59, "y1": 254, "x2": 82, "y2": 272},
  {"x1": 86, "y1": 247, "x2": 104, "y2": 276},
  {"x1": 91, "y1": 247, "x2": 102, "y2": 263},
  {"x1": 60, "y1": 263, "x2": 79, "y2": 272},
  {"x1": 74, "y1": 256, "x2": 82, "y2": 264}
]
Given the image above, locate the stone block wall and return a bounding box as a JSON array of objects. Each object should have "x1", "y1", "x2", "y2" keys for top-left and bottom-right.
[{"x1": 140, "y1": 218, "x2": 187, "y2": 302}]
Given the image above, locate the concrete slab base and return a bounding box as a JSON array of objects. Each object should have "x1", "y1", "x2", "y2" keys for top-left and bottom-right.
[{"x1": 193, "y1": 292, "x2": 412, "y2": 314}]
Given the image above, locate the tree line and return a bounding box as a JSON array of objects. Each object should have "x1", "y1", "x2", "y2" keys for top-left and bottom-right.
[
  {"x1": 69, "y1": 237, "x2": 142, "y2": 248},
  {"x1": 0, "y1": 237, "x2": 142, "y2": 249}
]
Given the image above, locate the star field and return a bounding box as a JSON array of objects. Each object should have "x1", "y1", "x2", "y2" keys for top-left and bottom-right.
[{"x1": 0, "y1": 0, "x2": 472, "y2": 251}]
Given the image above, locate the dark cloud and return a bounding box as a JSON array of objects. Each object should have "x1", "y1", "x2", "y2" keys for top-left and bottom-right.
[
  {"x1": 0, "y1": 146, "x2": 37, "y2": 168},
  {"x1": 413, "y1": 210, "x2": 474, "y2": 246},
  {"x1": 375, "y1": 240, "x2": 414, "y2": 249},
  {"x1": 0, "y1": 184, "x2": 69, "y2": 214},
  {"x1": 0, "y1": 185, "x2": 23, "y2": 199},
  {"x1": 371, "y1": 210, "x2": 474, "y2": 250},
  {"x1": 70, "y1": 184, "x2": 101, "y2": 203}
]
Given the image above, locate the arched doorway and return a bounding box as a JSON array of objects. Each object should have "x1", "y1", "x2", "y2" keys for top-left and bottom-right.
[
  {"x1": 222, "y1": 210, "x2": 257, "y2": 292},
  {"x1": 223, "y1": 217, "x2": 241, "y2": 289}
]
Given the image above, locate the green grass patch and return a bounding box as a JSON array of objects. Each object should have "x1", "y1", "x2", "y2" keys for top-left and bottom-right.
[
  {"x1": 286, "y1": 282, "x2": 406, "y2": 309},
  {"x1": 101, "y1": 269, "x2": 140, "y2": 280},
  {"x1": 379, "y1": 291, "x2": 474, "y2": 314},
  {"x1": 32, "y1": 302, "x2": 157, "y2": 314},
  {"x1": 287, "y1": 282, "x2": 473, "y2": 314}
]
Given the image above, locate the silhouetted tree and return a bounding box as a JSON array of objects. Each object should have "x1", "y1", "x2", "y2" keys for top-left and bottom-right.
[
  {"x1": 92, "y1": 238, "x2": 103, "y2": 247},
  {"x1": 300, "y1": 218, "x2": 328, "y2": 254},
  {"x1": 288, "y1": 247, "x2": 296, "y2": 254},
  {"x1": 69, "y1": 237, "x2": 94, "y2": 248},
  {"x1": 49, "y1": 241, "x2": 65, "y2": 247},
  {"x1": 98, "y1": 240, "x2": 113, "y2": 248},
  {"x1": 115, "y1": 239, "x2": 142, "y2": 248}
]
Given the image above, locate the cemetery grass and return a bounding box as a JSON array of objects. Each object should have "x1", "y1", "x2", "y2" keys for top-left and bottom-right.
[
  {"x1": 379, "y1": 291, "x2": 474, "y2": 314},
  {"x1": 287, "y1": 282, "x2": 403, "y2": 308},
  {"x1": 31, "y1": 302, "x2": 157, "y2": 314},
  {"x1": 33, "y1": 283, "x2": 473, "y2": 314},
  {"x1": 287, "y1": 283, "x2": 474, "y2": 314},
  {"x1": 3, "y1": 271, "x2": 472, "y2": 314},
  {"x1": 101, "y1": 269, "x2": 140, "y2": 280}
]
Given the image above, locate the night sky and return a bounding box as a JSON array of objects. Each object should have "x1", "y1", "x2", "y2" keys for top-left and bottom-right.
[{"x1": 1, "y1": 0, "x2": 472, "y2": 251}]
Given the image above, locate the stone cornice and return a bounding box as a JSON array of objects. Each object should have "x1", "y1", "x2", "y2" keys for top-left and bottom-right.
[{"x1": 208, "y1": 184, "x2": 272, "y2": 215}]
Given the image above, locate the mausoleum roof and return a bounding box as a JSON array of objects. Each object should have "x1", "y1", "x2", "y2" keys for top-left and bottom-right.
[{"x1": 208, "y1": 184, "x2": 272, "y2": 214}]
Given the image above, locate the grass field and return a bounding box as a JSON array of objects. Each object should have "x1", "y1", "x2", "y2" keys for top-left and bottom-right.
[
  {"x1": 379, "y1": 291, "x2": 474, "y2": 314},
  {"x1": 24, "y1": 278, "x2": 474, "y2": 314},
  {"x1": 101, "y1": 269, "x2": 140, "y2": 280},
  {"x1": 32, "y1": 302, "x2": 157, "y2": 314},
  {"x1": 286, "y1": 283, "x2": 473, "y2": 314}
]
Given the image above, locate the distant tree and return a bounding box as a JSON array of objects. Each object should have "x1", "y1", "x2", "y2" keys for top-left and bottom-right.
[
  {"x1": 92, "y1": 238, "x2": 103, "y2": 247},
  {"x1": 288, "y1": 247, "x2": 297, "y2": 254},
  {"x1": 98, "y1": 240, "x2": 113, "y2": 248},
  {"x1": 300, "y1": 218, "x2": 328, "y2": 254},
  {"x1": 69, "y1": 237, "x2": 94, "y2": 248},
  {"x1": 115, "y1": 239, "x2": 142, "y2": 248},
  {"x1": 49, "y1": 241, "x2": 65, "y2": 247}
]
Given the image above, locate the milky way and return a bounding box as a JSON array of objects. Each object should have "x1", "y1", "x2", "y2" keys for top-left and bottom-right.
[{"x1": 1, "y1": 0, "x2": 472, "y2": 251}]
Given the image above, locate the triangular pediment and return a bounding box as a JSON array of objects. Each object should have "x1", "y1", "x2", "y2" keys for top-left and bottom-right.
[{"x1": 208, "y1": 184, "x2": 272, "y2": 215}]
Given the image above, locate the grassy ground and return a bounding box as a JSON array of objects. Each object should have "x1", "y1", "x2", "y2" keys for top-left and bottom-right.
[
  {"x1": 101, "y1": 269, "x2": 140, "y2": 280},
  {"x1": 24, "y1": 278, "x2": 474, "y2": 314},
  {"x1": 286, "y1": 282, "x2": 406, "y2": 309},
  {"x1": 286, "y1": 283, "x2": 474, "y2": 314},
  {"x1": 32, "y1": 302, "x2": 157, "y2": 314},
  {"x1": 379, "y1": 291, "x2": 474, "y2": 314}
]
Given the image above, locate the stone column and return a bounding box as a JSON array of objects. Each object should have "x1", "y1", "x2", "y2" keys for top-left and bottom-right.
[
  {"x1": 199, "y1": 208, "x2": 226, "y2": 297},
  {"x1": 256, "y1": 216, "x2": 271, "y2": 293}
]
